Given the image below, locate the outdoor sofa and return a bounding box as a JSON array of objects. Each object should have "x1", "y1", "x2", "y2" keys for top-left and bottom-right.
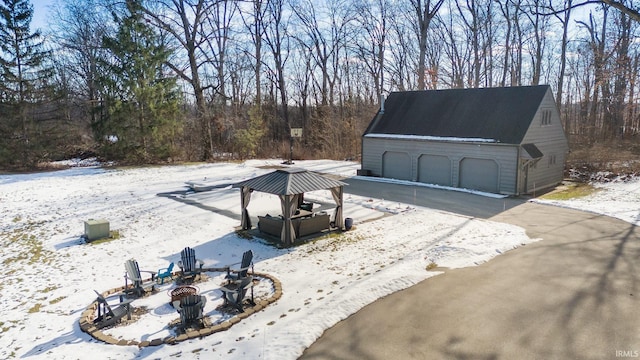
[{"x1": 257, "y1": 212, "x2": 330, "y2": 238}]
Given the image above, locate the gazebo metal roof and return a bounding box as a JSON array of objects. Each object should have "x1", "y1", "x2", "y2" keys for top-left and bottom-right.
[{"x1": 232, "y1": 168, "x2": 347, "y2": 195}]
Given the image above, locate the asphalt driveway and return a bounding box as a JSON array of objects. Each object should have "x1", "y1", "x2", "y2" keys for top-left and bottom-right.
[
  {"x1": 340, "y1": 177, "x2": 526, "y2": 219},
  {"x1": 300, "y1": 180, "x2": 640, "y2": 359}
]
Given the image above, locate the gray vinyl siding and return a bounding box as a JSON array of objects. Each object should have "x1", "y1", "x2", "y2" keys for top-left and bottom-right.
[
  {"x1": 521, "y1": 89, "x2": 569, "y2": 192},
  {"x1": 362, "y1": 136, "x2": 520, "y2": 194}
]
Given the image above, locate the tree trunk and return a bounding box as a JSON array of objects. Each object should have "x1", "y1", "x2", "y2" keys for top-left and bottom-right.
[
  {"x1": 413, "y1": 0, "x2": 445, "y2": 90},
  {"x1": 554, "y1": 0, "x2": 572, "y2": 140}
]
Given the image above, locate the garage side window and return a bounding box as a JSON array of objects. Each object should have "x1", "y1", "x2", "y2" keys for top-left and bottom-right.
[
  {"x1": 541, "y1": 109, "x2": 552, "y2": 126},
  {"x1": 548, "y1": 154, "x2": 557, "y2": 167}
]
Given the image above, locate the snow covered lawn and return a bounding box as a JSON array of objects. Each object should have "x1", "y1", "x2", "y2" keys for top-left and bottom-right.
[
  {"x1": 534, "y1": 178, "x2": 640, "y2": 227},
  {"x1": 1, "y1": 160, "x2": 539, "y2": 359}
]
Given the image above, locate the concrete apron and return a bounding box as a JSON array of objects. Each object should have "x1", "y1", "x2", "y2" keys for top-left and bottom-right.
[{"x1": 300, "y1": 202, "x2": 640, "y2": 360}]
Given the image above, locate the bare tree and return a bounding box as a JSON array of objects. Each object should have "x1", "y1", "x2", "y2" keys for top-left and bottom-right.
[
  {"x1": 511, "y1": 0, "x2": 525, "y2": 85},
  {"x1": 410, "y1": 0, "x2": 445, "y2": 90},
  {"x1": 522, "y1": 0, "x2": 550, "y2": 85},
  {"x1": 140, "y1": 0, "x2": 217, "y2": 160},
  {"x1": 387, "y1": 8, "x2": 418, "y2": 91},
  {"x1": 481, "y1": 0, "x2": 496, "y2": 87},
  {"x1": 600, "y1": 0, "x2": 640, "y2": 22},
  {"x1": 51, "y1": 0, "x2": 110, "y2": 116},
  {"x1": 263, "y1": 0, "x2": 290, "y2": 137},
  {"x1": 204, "y1": 0, "x2": 237, "y2": 102},
  {"x1": 455, "y1": 0, "x2": 482, "y2": 87},
  {"x1": 292, "y1": 0, "x2": 354, "y2": 105},
  {"x1": 547, "y1": 0, "x2": 573, "y2": 136},
  {"x1": 238, "y1": 0, "x2": 267, "y2": 107},
  {"x1": 201, "y1": 0, "x2": 239, "y2": 149},
  {"x1": 436, "y1": 1, "x2": 469, "y2": 88},
  {"x1": 539, "y1": 1, "x2": 639, "y2": 22},
  {"x1": 289, "y1": 49, "x2": 313, "y2": 127},
  {"x1": 627, "y1": 48, "x2": 640, "y2": 135},
  {"x1": 496, "y1": 1, "x2": 513, "y2": 86},
  {"x1": 13, "y1": 0, "x2": 640, "y2": 164},
  {"x1": 424, "y1": 24, "x2": 443, "y2": 89},
  {"x1": 567, "y1": 42, "x2": 594, "y2": 137},
  {"x1": 353, "y1": 0, "x2": 390, "y2": 101},
  {"x1": 607, "y1": 6, "x2": 634, "y2": 137},
  {"x1": 454, "y1": 0, "x2": 500, "y2": 87},
  {"x1": 577, "y1": 5, "x2": 612, "y2": 140},
  {"x1": 226, "y1": 47, "x2": 252, "y2": 109}
]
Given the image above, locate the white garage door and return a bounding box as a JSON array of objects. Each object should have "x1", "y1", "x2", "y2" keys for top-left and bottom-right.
[
  {"x1": 459, "y1": 158, "x2": 499, "y2": 193},
  {"x1": 383, "y1": 151, "x2": 411, "y2": 181},
  {"x1": 418, "y1": 155, "x2": 451, "y2": 186}
]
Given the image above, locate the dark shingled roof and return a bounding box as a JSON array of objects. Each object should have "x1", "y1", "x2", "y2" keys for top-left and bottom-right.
[
  {"x1": 232, "y1": 168, "x2": 347, "y2": 195},
  {"x1": 364, "y1": 85, "x2": 551, "y2": 144}
]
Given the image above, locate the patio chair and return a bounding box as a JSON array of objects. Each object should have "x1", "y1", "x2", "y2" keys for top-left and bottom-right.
[
  {"x1": 177, "y1": 247, "x2": 204, "y2": 284},
  {"x1": 93, "y1": 290, "x2": 134, "y2": 329},
  {"x1": 124, "y1": 259, "x2": 157, "y2": 298},
  {"x1": 177, "y1": 294, "x2": 207, "y2": 330},
  {"x1": 225, "y1": 250, "x2": 253, "y2": 282},
  {"x1": 220, "y1": 276, "x2": 255, "y2": 313},
  {"x1": 156, "y1": 262, "x2": 174, "y2": 285}
]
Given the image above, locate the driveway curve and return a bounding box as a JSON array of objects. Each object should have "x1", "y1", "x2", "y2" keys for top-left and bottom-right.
[{"x1": 301, "y1": 182, "x2": 640, "y2": 360}]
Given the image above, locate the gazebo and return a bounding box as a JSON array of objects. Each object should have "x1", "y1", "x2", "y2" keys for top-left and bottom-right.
[{"x1": 232, "y1": 168, "x2": 347, "y2": 245}]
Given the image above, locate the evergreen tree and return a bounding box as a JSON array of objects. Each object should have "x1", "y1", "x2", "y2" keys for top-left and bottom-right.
[
  {"x1": 235, "y1": 105, "x2": 265, "y2": 159},
  {"x1": 0, "y1": 0, "x2": 51, "y2": 167},
  {"x1": 97, "y1": 0, "x2": 181, "y2": 163}
]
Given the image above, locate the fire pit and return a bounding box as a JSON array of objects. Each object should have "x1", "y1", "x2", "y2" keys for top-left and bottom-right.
[{"x1": 168, "y1": 285, "x2": 199, "y2": 308}]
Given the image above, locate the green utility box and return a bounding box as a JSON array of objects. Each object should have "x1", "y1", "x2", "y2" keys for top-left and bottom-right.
[{"x1": 84, "y1": 219, "x2": 110, "y2": 241}]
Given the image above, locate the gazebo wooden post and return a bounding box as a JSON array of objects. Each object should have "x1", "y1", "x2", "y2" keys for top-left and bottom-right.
[
  {"x1": 331, "y1": 186, "x2": 344, "y2": 230},
  {"x1": 281, "y1": 194, "x2": 299, "y2": 245},
  {"x1": 283, "y1": 195, "x2": 292, "y2": 244}
]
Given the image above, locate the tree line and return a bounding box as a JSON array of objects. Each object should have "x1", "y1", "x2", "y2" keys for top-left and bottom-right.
[{"x1": 0, "y1": 0, "x2": 638, "y2": 169}]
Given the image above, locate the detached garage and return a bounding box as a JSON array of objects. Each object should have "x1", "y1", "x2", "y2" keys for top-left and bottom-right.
[{"x1": 361, "y1": 85, "x2": 569, "y2": 195}]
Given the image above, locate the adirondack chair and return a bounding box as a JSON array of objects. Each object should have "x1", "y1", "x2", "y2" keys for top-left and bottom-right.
[
  {"x1": 220, "y1": 276, "x2": 255, "y2": 313},
  {"x1": 156, "y1": 262, "x2": 174, "y2": 285},
  {"x1": 177, "y1": 247, "x2": 204, "y2": 284},
  {"x1": 93, "y1": 290, "x2": 134, "y2": 329},
  {"x1": 225, "y1": 250, "x2": 254, "y2": 282},
  {"x1": 123, "y1": 259, "x2": 157, "y2": 298},
  {"x1": 177, "y1": 294, "x2": 207, "y2": 330}
]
